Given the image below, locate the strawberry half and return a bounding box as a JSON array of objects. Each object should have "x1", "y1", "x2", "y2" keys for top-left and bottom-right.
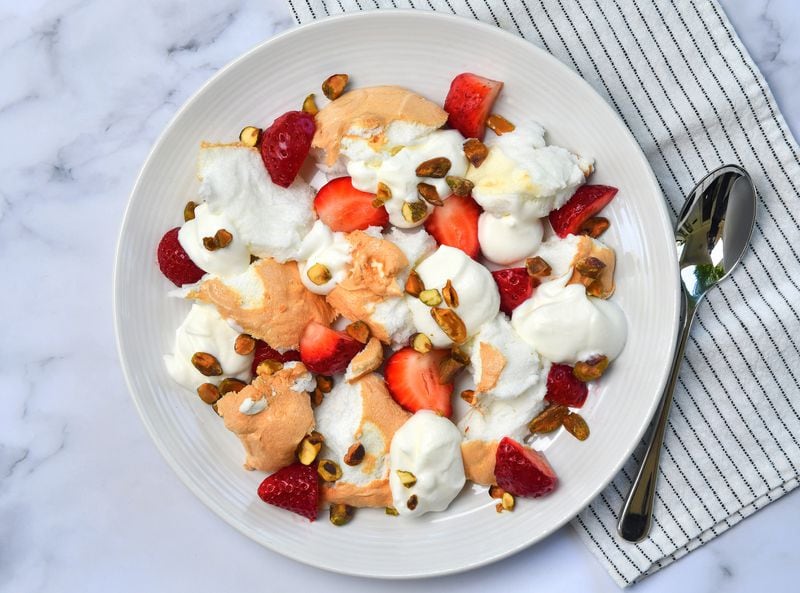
[
  {"x1": 314, "y1": 177, "x2": 389, "y2": 232},
  {"x1": 548, "y1": 185, "x2": 618, "y2": 238},
  {"x1": 385, "y1": 347, "x2": 454, "y2": 417},
  {"x1": 260, "y1": 111, "x2": 316, "y2": 188},
  {"x1": 157, "y1": 227, "x2": 205, "y2": 287},
  {"x1": 257, "y1": 462, "x2": 319, "y2": 521},
  {"x1": 545, "y1": 363, "x2": 589, "y2": 408},
  {"x1": 424, "y1": 195, "x2": 481, "y2": 258},
  {"x1": 494, "y1": 437, "x2": 557, "y2": 498},
  {"x1": 491, "y1": 268, "x2": 536, "y2": 315},
  {"x1": 443, "y1": 73, "x2": 503, "y2": 140},
  {"x1": 299, "y1": 321, "x2": 362, "y2": 375},
  {"x1": 251, "y1": 340, "x2": 301, "y2": 376}
]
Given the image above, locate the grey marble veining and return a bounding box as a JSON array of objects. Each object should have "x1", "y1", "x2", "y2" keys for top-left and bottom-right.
[{"x1": 1, "y1": 0, "x2": 798, "y2": 591}]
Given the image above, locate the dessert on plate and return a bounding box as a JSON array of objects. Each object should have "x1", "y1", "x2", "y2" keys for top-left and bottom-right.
[{"x1": 156, "y1": 71, "x2": 628, "y2": 524}]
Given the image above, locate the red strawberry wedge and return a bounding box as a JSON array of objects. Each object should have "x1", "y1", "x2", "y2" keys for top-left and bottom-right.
[
  {"x1": 260, "y1": 111, "x2": 316, "y2": 188},
  {"x1": 549, "y1": 185, "x2": 618, "y2": 238},
  {"x1": 251, "y1": 340, "x2": 301, "y2": 376},
  {"x1": 314, "y1": 177, "x2": 389, "y2": 232},
  {"x1": 443, "y1": 73, "x2": 503, "y2": 140},
  {"x1": 257, "y1": 463, "x2": 319, "y2": 521},
  {"x1": 424, "y1": 195, "x2": 482, "y2": 258},
  {"x1": 491, "y1": 268, "x2": 536, "y2": 315},
  {"x1": 299, "y1": 322, "x2": 363, "y2": 375},
  {"x1": 545, "y1": 363, "x2": 589, "y2": 408},
  {"x1": 385, "y1": 348, "x2": 454, "y2": 417},
  {"x1": 495, "y1": 437, "x2": 558, "y2": 498},
  {"x1": 157, "y1": 227, "x2": 205, "y2": 287}
]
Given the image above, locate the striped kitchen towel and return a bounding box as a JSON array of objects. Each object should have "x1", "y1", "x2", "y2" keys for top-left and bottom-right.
[{"x1": 289, "y1": 0, "x2": 800, "y2": 586}]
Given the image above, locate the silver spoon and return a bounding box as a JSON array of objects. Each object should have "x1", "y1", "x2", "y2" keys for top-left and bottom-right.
[{"x1": 617, "y1": 164, "x2": 757, "y2": 543}]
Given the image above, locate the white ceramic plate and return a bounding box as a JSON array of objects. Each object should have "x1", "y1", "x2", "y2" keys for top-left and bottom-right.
[{"x1": 115, "y1": 10, "x2": 680, "y2": 579}]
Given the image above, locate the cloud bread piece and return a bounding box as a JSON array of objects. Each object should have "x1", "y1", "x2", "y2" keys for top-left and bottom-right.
[
  {"x1": 216, "y1": 363, "x2": 315, "y2": 473},
  {"x1": 317, "y1": 373, "x2": 411, "y2": 508},
  {"x1": 197, "y1": 142, "x2": 315, "y2": 263},
  {"x1": 461, "y1": 440, "x2": 498, "y2": 486},
  {"x1": 468, "y1": 313, "x2": 544, "y2": 400},
  {"x1": 326, "y1": 230, "x2": 410, "y2": 344},
  {"x1": 187, "y1": 258, "x2": 335, "y2": 352},
  {"x1": 534, "y1": 234, "x2": 616, "y2": 298},
  {"x1": 312, "y1": 86, "x2": 449, "y2": 166}
]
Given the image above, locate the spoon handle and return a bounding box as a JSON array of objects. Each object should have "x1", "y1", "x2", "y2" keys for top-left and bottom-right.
[{"x1": 617, "y1": 293, "x2": 697, "y2": 542}]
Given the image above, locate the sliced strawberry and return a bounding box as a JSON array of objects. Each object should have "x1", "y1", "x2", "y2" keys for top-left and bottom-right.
[
  {"x1": 314, "y1": 177, "x2": 388, "y2": 232},
  {"x1": 494, "y1": 437, "x2": 557, "y2": 498},
  {"x1": 260, "y1": 111, "x2": 316, "y2": 188},
  {"x1": 548, "y1": 185, "x2": 618, "y2": 238},
  {"x1": 251, "y1": 340, "x2": 301, "y2": 376},
  {"x1": 157, "y1": 227, "x2": 205, "y2": 287},
  {"x1": 491, "y1": 268, "x2": 536, "y2": 315},
  {"x1": 299, "y1": 321, "x2": 362, "y2": 375},
  {"x1": 424, "y1": 195, "x2": 481, "y2": 258},
  {"x1": 257, "y1": 462, "x2": 319, "y2": 521},
  {"x1": 384, "y1": 347, "x2": 454, "y2": 417},
  {"x1": 443, "y1": 73, "x2": 503, "y2": 140},
  {"x1": 545, "y1": 363, "x2": 589, "y2": 408}
]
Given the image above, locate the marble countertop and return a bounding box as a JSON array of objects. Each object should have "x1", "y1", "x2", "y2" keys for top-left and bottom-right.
[{"x1": 2, "y1": 0, "x2": 798, "y2": 591}]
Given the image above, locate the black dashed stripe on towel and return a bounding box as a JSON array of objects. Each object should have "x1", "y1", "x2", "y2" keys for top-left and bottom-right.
[{"x1": 289, "y1": 0, "x2": 800, "y2": 585}]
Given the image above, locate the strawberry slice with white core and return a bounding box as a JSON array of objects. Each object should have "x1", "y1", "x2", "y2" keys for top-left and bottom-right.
[
  {"x1": 494, "y1": 436, "x2": 557, "y2": 497},
  {"x1": 314, "y1": 176, "x2": 388, "y2": 232},
  {"x1": 548, "y1": 185, "x2": 618, "y2": 238},
  {"x1": 384, "y1": 347, "x2": 455, "y2": 417},
  {"x1": 299, "y1": 321, "x2": 362, "y2": 375},
  {"x1": 424, "y1": 195, "x2": 482, "y2": 259},
  {"x1": 443, "y1": 73, "x2": 504, "y2": 140}
]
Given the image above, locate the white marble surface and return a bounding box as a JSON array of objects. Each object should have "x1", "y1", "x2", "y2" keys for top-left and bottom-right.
[{"x1": 1, "y1": 0, "x2": 798, "y2": 591}]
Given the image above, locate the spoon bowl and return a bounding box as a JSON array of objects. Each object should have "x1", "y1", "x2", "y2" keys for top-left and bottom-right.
[
  {"x1": 617, "y1": 164, "x2": 757, "y2": 542},
  {"x1": 677, "y1": 165, "x2": 756, "y2": 304}
]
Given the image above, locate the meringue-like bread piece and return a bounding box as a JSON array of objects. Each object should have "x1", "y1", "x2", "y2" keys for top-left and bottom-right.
[
  {"x1": 188, "y1": 258, "x2": 335, "y2": 352},
  {"x1": 534, "y1": 234, "x2": 616, "y2": 298},
  {"x1": 197, "y1": 142, "x2": 316, "y2": 263},
  {"x1": 312, "y1": 86, "x2": 448, "y2": 166},
  {"x1": 317, "y1": 373, "x2": 410, "y2": 508},
  {"x1": 216, "y1": 362, "x2": 316, "y2": 473},
  {"x1": 326, "y1": 230, "x2": 410, "y2": 344},
  {"x1": 461, "y1": 440, "x2": 498, "y2": 486}
]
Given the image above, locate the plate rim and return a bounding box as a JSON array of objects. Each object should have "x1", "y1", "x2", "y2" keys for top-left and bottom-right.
[{"x1": 114, "y1": 8, "x2": 681, "y2": 579}]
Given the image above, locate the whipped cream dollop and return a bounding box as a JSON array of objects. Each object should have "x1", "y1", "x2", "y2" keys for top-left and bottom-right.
[
  {"x1": 406, "y1": 245, "x2": 500, "y2": 348},
  {"x1": 296, "y1": 220, "x2": 353, "y2": 295},
  {"x1": 466, "y1": 125, "x2": 592, "y2": 221},
  {"x1": 164, "y1": 303, "x2": 253, "y2": 391},
  {"x1": 178, "y1": 203, "x2": 250, "y2": 277},
  {"x1": 511, "y1": 273, "x2": 627, "y2": 363},
  {"x1": 389, "y1": 410, "x2": 466, "y2": 516},
  {"x1": 197, "y1": 143, "x2": 315, "y2": 263},
  {"x1": 478, "y1": 212, "x2": 543, "y2": 265},
  {"x1": 340, "y1": 120, "x2": 436, "y2": 162},
  {"x1": 345, "y1": 129, "x2": 469, "y2": 228}
]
